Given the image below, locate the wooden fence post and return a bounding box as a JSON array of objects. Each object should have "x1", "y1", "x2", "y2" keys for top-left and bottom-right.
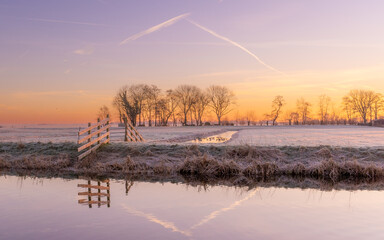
[
  {"x1": 123, "y1": 116, "x2": 128, "y2": 142},
  {"x1": 97, "y1": 181, "x2": 101, "y2": 207},
  {"x1": 97, "y1": 118, "x2": 100, "y2": 145},
  {"x1": 107, "y1": 181, "x2": 110, "y2": 208},
  {"x1": 87, "y1": 122, "x2": 91, "y2": 151},
  {"x1": 106, "y1": 114, "x2": 110, "y2": 141},
  {"x1": 88, "y1": 180, "x2": 92, "y2": 208}
]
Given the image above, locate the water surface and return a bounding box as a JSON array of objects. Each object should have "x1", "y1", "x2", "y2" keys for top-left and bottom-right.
[{"x1": 1, "y1": 175, "x2": 384, "y2": 240}]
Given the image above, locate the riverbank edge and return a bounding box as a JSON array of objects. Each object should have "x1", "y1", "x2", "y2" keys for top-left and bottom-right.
[{"x1": 1, "y1": 142, "x2": 384, "y2": 188}]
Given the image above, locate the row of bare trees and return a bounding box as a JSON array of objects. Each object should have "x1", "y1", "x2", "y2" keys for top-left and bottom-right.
[
  {"x1": 112, "y1": 84, "x2": 236, "y2": 126},
  {"x1": 343, "y1": 90, "x2": 384, "y2": 124},
  {"x1": 261, "y1": 89, "x2": 384, "y2": 126}
]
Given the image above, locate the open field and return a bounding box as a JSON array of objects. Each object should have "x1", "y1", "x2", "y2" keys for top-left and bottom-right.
[{"x1": 1, "y1": 124, "x2": 384, "y2": 147}]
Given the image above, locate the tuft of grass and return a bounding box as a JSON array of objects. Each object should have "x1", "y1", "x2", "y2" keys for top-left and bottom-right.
[
  {"x1": 17, "y1": 142, "x2": 25, "y2": 150},
  {"x1": 178, "y1": 155, "x2": 241, "y2": 178},
  {"x1": 243, "y1": 161, "x2": 278, "y2": 178},
  {"x1": 0, "y1": 157, "x2": 10, "y2": 168},
  {"x1": 123, "y1": 156, "x2": 136, "y2": 171}
]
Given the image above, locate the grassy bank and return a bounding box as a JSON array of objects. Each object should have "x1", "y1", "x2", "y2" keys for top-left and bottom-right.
[{"x1": 1, "y1": 142, "x2": 384, "y2": 184}]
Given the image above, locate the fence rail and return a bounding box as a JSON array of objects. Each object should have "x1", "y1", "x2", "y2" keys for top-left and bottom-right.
[
  {"x1": 77, "y1": 115, "x2": 110, "y2": 160},
  {"x1": 78, "y1": 180, "x2": 110, "y2": 208},
  {"x1": 123, "y1": 116, "x2": 144, "y2": 142}
]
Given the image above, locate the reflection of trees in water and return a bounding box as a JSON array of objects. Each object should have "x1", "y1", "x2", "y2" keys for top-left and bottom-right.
[
  {"x1": 125, "y1": 180, "x2": 134, "y2": 196},
  {"x1": 78, "y1": 179, "x2": 111, "y2": 208}
]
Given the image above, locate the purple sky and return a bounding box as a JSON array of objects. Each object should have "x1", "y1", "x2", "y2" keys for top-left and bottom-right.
[{"x1": 1, "y1": 0, "x2": 384, "y2": 123}]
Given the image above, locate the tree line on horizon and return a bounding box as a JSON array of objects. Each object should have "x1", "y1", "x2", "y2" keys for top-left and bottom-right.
[
  {"x1": 261, "y1": 89, "x2": 384, "y2": 126},
  {"x1": 97, "y1": 86, "x2": 384, "y2": 127},
  {"x1": 109, "y1": 84, "x2": 236, "y2": 127}
]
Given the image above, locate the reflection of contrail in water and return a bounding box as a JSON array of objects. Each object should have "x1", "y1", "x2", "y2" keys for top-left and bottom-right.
[
  {"x1": 190, "y1": 189, "x2": 258, "y2": 230},
  {"x1": 187, "y1": 19, "x2": 285, "y2": 75},
  {"x1": 122, "y1": 189, "x2": 257, "y2": 236},
  {"x1": 120, "y1": 13, "x2": 190, "y2": 45},
  {"x1": 121, "y1": 205, "x2": 192, "y2": 237}
]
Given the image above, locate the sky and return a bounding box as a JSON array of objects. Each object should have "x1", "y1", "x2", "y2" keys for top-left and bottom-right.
[{"x1": 1, "y1": 0, "x2": 384, "y2": 123}]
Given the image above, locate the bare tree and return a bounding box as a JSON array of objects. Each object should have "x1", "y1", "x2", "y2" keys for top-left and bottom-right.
[
  {"x1": 318, "y1": 94, "x2": 331, "y2": 125},
  {"x1": 269, "y1": 95, "x2": 285, "y2": 126},
  {"x1": 342, "y1": 96, "x2": 354, "y2": 124},
  {"x1": 157, "y1": 89, "x2": 178, "y2": 126},
  {"x1": 97, "y1": 105, "x2": 110, "y2": 120},
  {"x1": 207, "y1": 85, "x2": 236, "y2": 125},
  {"x1": 114, "y1": 86, "x2": 140, "y2": 126},
  {"x1": 192, "y1": 89, "x2": 210, "y2": 126},
  {"x1": 290, "y1": 112, "x2": 299, "y2": 125},
  {"x1": 296, "y1": 97, "x2": 311, "y2": 124},
  {"x1": 343, "y1": 89, "x2": 376, "y2": 124},
  {"x1": 112, "y1": 96, "x2": 124, "y2": 123},
  {"x1": 174, "y1": 85, "x2": 199, "y2": 126},
  {"x1": 245, "y1": 110, "x2": 256, "y2": 126},
  {"x1": 143, "y1": 85, "x2": 161, "y2": 126},
  {"x1": 129, "y1": 84, "x2": 147, "y2": 126},
  {"x1": 372, "y1": 93, "x2": 384, "y2": 121}
]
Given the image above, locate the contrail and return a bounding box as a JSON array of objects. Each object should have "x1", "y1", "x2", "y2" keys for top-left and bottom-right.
[
  {"x1": 187, "y1": 19, "x2": 284, "y2": 75},
  {"x1": 120, "y1": 13, "x2": 190, "y2": 45}
]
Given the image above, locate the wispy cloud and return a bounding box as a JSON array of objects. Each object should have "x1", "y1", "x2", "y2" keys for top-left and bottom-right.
[
  {"x1": 27, "y1": 18, "x2": 108, "y2": 27},
  {"x1": 119, "y1": 13, "x2": 190, "y2": 45},
  {"x1": 73, "y1": 46, "x2": 94, "y2": 55},
  {"x1": 187, "y1": 19, "x2": 285, "y2": 75},
  {"x1": 12, "y1": 90, "x2": 87, "y2": 98}
]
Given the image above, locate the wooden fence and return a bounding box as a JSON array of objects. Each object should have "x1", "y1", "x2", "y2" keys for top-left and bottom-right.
[
  {"x1": 123, "y1": 116, "x2": 144, "y2": 142},
  {"x1": 78, "y1": 179, "x2": 111, "y2": 208},
  {"x1": 78, "y1": 115, "x2": 110, "y2": 160}
]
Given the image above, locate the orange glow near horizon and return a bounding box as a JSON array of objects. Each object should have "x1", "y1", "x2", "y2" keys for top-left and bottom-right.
[{"x1": 2, "y1": 1, "x2": 384, "y2": 124}]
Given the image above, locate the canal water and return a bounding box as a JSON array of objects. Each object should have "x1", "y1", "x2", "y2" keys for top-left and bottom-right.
[{"x1": 1, "y1": 174, "x2": 384, "y2": 240}]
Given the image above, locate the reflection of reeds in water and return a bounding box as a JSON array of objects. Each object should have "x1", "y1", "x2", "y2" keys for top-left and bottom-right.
[{"x1": 78, "y1": 179, "x2": 110, "y2": 208}]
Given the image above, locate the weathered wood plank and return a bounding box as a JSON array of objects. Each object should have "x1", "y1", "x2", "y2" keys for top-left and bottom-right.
[
  {"x1": 78, "y1": 132, "x2": 110, "y2": 152},
  {"x1": 125, "y1": 129, "x2": 136, "y2": 142},
  {"x1": 126, "y1": 120, "x2": 144, "y2": 141},
  {"x1": 77, "y1": 138, "x2": 109, "y2": 160},
  {"x1": 78, "y1": 118, "x2": 109, "y2": 136},
  {"x1": 78, "y1": 192, "x2": 110, "y2": 197},
  {"x1": 77, "y1": 184, "x2": 110, "y2": 190},
  {"x1": 78, "y1": 199, "x2": 110, "y2": 204},
  {"x1": 78, "y1": 124, "x2": 110, "y2": 144}
]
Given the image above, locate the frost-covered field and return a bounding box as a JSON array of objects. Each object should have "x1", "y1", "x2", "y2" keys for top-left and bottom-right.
[
  {"x1": 229, "y1": 125, "x2": 384, "y2": 147},
  {"x1": 1, "y1": 124, "x2": 384, "y2": 147}
]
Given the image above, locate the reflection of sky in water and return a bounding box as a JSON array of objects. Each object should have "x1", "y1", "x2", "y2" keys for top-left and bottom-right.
[
  {"x1": 189, "y1": 131, "x2": 238, "y2": 144},
  {"x1": 1, "y1": 175, "x2": 384, "y2": 240}
]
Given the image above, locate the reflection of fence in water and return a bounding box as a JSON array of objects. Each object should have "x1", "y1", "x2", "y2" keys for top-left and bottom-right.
[{"x1": 78, "y1": 179, "x2": 110, "y2": 208}]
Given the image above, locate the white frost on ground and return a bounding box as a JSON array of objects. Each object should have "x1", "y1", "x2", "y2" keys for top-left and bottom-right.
[
  {"x1": 229, "y1": 125, "x2": 384, "y2": 147},
  {"x1": 1, "y1": 124, "x2": 384, "y2": 147}
]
